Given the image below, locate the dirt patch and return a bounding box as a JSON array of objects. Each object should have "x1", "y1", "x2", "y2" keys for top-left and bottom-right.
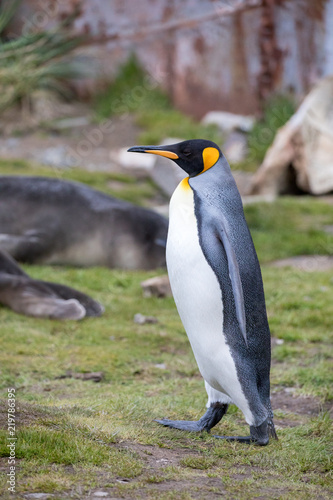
[
  {"x1": 271, "y1": 389, "x2": 332, "y2": 427},
  {"x1": 118, "y1": 440, "x2": 200, "y2": 470},
  {"x1": 0, "y1": 400, "x2": 56, "y2": 430}
]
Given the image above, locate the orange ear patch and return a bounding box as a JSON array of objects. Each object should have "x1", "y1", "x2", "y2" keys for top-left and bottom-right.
[{"x1": 202, "y1": 147, "x2": 219, "y2": 172}]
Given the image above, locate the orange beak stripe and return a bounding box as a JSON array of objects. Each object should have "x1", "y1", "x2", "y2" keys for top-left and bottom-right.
[{"x1": 144, "y1": 149, "x2": 179, "y2": 159}]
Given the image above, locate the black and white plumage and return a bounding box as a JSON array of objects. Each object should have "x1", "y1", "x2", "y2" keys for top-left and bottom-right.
[{"x1": 128, "y1": 139, "x2": 277, "y2": 445}]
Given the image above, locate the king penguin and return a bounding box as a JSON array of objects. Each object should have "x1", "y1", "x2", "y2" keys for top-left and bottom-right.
[{"x1": 128, "y1": 139, "x2": 277, "y2": 445}]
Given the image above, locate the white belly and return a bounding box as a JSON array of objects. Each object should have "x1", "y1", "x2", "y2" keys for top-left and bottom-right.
[{"x1": 166, "y1": 180, "x2": 252, "y2": 421}]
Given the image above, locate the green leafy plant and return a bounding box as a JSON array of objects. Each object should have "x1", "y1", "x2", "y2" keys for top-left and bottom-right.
[
  {"x1": 248, "y1": 94, "x2": 296, "y2": 163},
  {"x1": 0, "y1": 0, "x2": 86, "y2": 113}
]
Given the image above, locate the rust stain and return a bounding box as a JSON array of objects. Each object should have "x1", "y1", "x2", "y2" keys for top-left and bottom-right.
[
  {"x1": 194, "y1": 35, "x2": 206, "y2": 55},
  {"x1": 257, "y1": 0, "x2": 284, "y2": 105}
]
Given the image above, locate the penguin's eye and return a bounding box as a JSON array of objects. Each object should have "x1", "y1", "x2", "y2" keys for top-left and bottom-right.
[{"x1": 183, "y1": 149, "x2": 191, "y2": 157}]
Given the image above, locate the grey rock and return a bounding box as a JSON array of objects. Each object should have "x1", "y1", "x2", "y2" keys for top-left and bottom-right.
[{"x1": 223, "y1": 131, "x2": 248, "y2": 163}]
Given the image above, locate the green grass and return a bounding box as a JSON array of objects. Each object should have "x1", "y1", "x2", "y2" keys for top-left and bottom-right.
[
  {"x1": 247, "y1": 94, "x2": 295, "y2": 163},
  {"x1": 244, "y1": 197, "x2": 333, "y2": 262},
  {"x1": 0, "y1": 161, "x2": 332, "y2": 498},
  {"x1": 94, "y1": 55, "x2": 222, "y2": 145}
]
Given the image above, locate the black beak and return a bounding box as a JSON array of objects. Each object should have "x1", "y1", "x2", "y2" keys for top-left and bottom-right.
[{"x1": 127, "y1": 145, "x2": 179, "y2": 160}]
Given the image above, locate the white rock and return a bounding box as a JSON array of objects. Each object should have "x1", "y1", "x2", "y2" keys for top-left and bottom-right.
[
  {"x1": 202, "y1": 111, "x2": 255, "y2": 133},
  {"x1": 25, "y1": 494, "x2": 51, "y2": 499},
  {"x1": 93, "y1": 492, "x2": 110, "y2": 498},
  {"x1": 251, "y1": 76, "x2": 333, "y2": 196}
]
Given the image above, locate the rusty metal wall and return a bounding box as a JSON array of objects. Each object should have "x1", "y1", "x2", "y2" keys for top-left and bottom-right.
[{"x1": 7, "y1": 0, "x2": 333, "y2": 116}]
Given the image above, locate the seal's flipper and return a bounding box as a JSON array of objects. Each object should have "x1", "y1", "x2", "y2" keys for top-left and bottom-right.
[
  {"x1": 0, "y1": 250, "x2": 103, "y2": 319},
  {"x1": 0, "y1": 275, "x2": 86, "y2": 320},
  {"x1": 156, "y1": 403, "x2": 228, "y2": 432},
  {"x1": 0, "y1": 232, "x2": 53, "y2": 263},
  {"x1": 40, "y1": 281, "x2": 104, "y2": 317},
  {"x1": 0, "y1": 249, "x2": 28, "y2": 276}
]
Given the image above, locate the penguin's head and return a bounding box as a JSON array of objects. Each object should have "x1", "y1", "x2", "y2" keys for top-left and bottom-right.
[{"x1": 128, "y1": 139, "x2": 221, "y2": 177}]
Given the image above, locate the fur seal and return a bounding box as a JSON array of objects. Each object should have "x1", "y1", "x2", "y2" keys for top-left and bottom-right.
[
  {"x1": 0, "y1": 249, "x2": 103, "y2": 319},
  {"x1": 0, "y1": 176, "x2": 168, "y2": 270}
]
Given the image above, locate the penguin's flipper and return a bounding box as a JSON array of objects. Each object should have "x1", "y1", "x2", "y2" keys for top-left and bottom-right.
[
  {"x1": 156, "y1": 403, "x2": 228, "y2": 432},
  {"x1": 215, "y1": 221, "x2": 247, "y2": 345}
]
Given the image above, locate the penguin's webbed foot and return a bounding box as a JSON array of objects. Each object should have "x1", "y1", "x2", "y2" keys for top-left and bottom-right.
[
  {"x1": 214, "y1": 418, "x2": 275, "y2": 446},
  {"x1": 213, "y1": 435, "x2": 254, "y2": 444},
  {"x1": 156, "y1": 403, "x2": 228, "y2": 433},
  {"x1": 212, "y1": 418, "x2": 275, "y2": 446},
  {"x1": 155, "y1": 419, "x2": 204, "y2": 432}
]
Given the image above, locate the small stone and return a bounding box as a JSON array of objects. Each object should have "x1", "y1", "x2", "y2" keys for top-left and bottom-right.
[
  {"x1": 93, "y1": 492, "x2": 110, "y2": 498},
  {"x1": 55, "y1": 371, "x2": 104, "y2": 383},
  {"x1": 275, "y1": 338, "x2": 284, "y2": 345},
  {"x1": 134, "y1": 313, "x2": 158, "y2": 325},
  {"x1": 285, "y1": 387, "x2": 296, "y2": 394},
  {"x1": 141, "y1": 275, "x2": 172, "y2": 298},
  {"x1": 154, "y1": 363, "x2": 166, "y2": 369}
]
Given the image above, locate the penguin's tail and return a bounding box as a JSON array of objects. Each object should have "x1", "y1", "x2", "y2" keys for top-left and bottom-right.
[{"x1": 268, "y1": 419, "x2": 278, "y2": 440}]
